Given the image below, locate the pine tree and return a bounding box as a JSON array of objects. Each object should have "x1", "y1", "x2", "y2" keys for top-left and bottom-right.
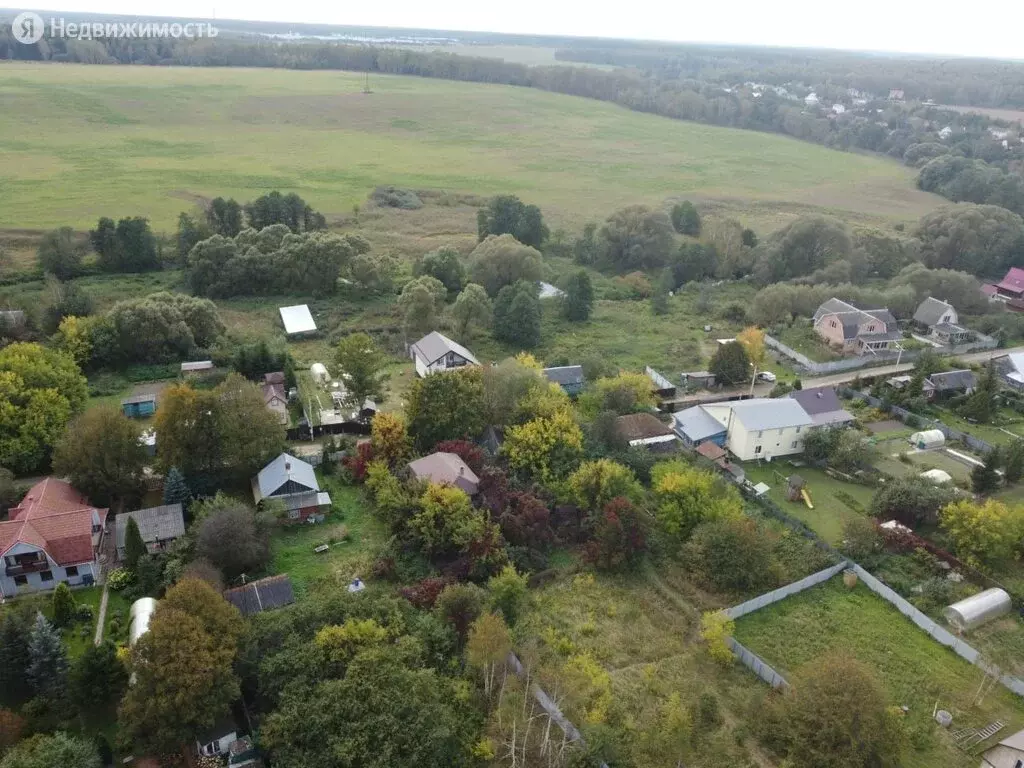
[
  {"x1": 162, "y1": 466, "x2": 193, "y2": 514},
  {"x1": 124, "y1": 516, "x2": 147, "y2": 569},
  {"x1": 284, "y1": 355, "x2": 297, "y2": 390},
  {"x1": 27, "y1": 613, "x2": 69, "y2": 698},
  {"x1": 972, "y1": 451, "x2": 1001, "y2": 495},
  {"x1": 0, "y1": 613, "x2": 32, "y2": 707},
  {"x1": 651, "y1": 268, "x2": 672, "y2": 315},
  {"x1": 1005, "y1": 439, "x2": 1024, "y2": 484},
  {"x1": 51, "y1": 582, "x2": 76, "y2": 628}
]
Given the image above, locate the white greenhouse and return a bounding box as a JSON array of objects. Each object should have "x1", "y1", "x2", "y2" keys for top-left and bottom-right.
[
  {"x1": 910, "y1": 429, "x2": 945, "y2": 450},
  {"x1": 129, "y1": 597, "x2": 158, "y2": 646},
  {"x1": 920, "y1": 468, "x2": 953, "y2": 485},
  {"x1": 944, "y1": 588, "x2": 1012, "y2": 633},
  {"x1": 310, "y1": 363, "x2": 330, "y2": 385}
]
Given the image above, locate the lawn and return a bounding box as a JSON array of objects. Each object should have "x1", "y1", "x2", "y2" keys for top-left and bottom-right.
[
  {"x1": 514, "y1": 565, "x2": 777, "y2": 767},
  {"x1": 734, "y1": 578, "x2": 1024, "y2": 768},
  {"x1": 0, "y1": 62, "x2": 940, "y2": 233},
  {"x1": 269, "y1": 479, "x2": 387, "y2": 597},
  {"x1": 742, "y1": 463, "x2": 875, "y2": 544},
  {"x1": 873, "y1": 438, "x2": 975, "y2": 485},
  {"x1": 774, "y1": 321, "x2": 844, "y2": 363}
]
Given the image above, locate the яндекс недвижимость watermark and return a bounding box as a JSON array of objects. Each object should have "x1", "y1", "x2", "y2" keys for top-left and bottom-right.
[{"x1": 11, "y1": 11, "x2": 218, "y2": 44}]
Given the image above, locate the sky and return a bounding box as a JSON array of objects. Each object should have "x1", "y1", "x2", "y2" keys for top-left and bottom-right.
[{"x1": 17, "y1": 0, "x2": 1024, "y2": 60}]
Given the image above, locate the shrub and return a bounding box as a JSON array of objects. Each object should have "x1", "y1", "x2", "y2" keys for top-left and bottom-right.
[
  {"x1": 74, "y1": 604, "x2": 94, "y2": 623},
  {"x1": 106, "y1": 567, "x2": 134, "y2": 590},
  {"x1": 370, "y1": 186, "x2": 423, "y2": 210}
]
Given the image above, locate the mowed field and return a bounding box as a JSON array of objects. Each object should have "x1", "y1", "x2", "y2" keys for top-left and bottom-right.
[{"x1": 0, "y1": 61, "x2": 941, "y2": 232}]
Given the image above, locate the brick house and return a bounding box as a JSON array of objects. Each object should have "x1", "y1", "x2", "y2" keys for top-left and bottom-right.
[{"x1": 812, "y1": 298, "x2": 901, "y2": 355}]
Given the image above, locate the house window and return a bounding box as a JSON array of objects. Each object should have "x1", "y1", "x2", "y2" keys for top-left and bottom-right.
[
  {"x1": 792, "y1": 441, "x2": 800, "y2": 449},
  {"x1": 757, "y1": 431, "x2": 763, "y2": 438},
  {"x1": 14, "y1": 575, "x2": 27, "y2": 586},
  {"x1": 830, "y1": 320, "x2": 836, "y2": 328},
  {"x1": 288, "y1": 508, "x2": 300, "y2": 520},
  {"x1": 795, "y1": 426, "x2": 802, "y2": 434},
  {"x1": 40, "y1": 570, "x2": 53, "y2": 582},
  {"x1": 867, "y1": 324, "x2": 875, "y2": 331},
  {"x1": 754, "y1": 446, "x2": 762, "y2": 455},
  {"x1": 66, "y1": 566, "x2": 78, "y2": 577}
]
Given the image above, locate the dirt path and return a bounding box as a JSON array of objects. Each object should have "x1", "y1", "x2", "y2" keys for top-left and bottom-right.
[{"x1": 93, "y1": 585, "x2": 109, "y2": 646}]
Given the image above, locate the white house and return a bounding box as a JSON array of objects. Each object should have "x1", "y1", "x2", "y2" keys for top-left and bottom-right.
[
  {"x1": 410, "y1": 331, "x2": 479, "y2": 377},
  {"x1": 698, "y1": 398, "x2": 814, "y2": 461},
  {"x1": 0, "y1": 479, "x2": 107, "y2": 598}
]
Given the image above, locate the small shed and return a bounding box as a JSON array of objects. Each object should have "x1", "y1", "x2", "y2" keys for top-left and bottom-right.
[
  {"x1": 910, "y1": 429, "x2": 945, "y2": 450},
  {"x1": 920, "y1": 468, "x2": 953, "y2": 485},
  {"x1": 944, "y1": 588, "x2": 1012, "y2": 633},
  {"x1": 310, "y1": 362, "x2": 330, "y2": 385},
  {"x1": 121, "y1": 393, "x2": 157, "y2": 419}
]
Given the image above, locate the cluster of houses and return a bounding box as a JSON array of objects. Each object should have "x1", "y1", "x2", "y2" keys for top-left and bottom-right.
[{"x1": 810, "y1": 296, "x2": 974, "y2": 357}]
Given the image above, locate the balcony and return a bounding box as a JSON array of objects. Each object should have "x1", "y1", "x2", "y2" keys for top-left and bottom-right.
[{"x1": 5, "y1": 559, "x2": 49, "y2": 577}]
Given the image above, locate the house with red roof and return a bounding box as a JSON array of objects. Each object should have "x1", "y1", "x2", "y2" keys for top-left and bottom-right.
[
  {"x1": 0, "y1": 478, "x2": 108, "y2": 598},
  {"x1": 995, "y1": 267, "x2": 1024, "y2": 302}
]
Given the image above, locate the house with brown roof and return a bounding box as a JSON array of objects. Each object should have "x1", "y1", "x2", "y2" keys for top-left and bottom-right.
[
  {"x1": 812, "y1": 297, "x2": 900, "y2": 355},
  {"x1": 261, "y1": 372, "x2": 289, "y2": 425},
  {"x1": 614, "y1": 413, "x2": 679, "y2": 451},
  {"x1": 407, "y1": 452, "x2": 480, "y2": 495},
  {"x1": 0, "y1": 478, "x2": 108, "y2": 598}
]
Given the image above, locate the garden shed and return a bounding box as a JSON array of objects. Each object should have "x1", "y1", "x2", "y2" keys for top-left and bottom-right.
[
  {"x1": 910, "y1": 429, "x2": 945, "y2": 450},
  {"x1": 944, "y1": 588, "x2": 1012, "y2": 633}
]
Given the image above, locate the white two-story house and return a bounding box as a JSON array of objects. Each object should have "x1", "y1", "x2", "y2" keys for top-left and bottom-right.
[
  {"x1": 410, "y1": 331, "x2": 480, "y2": 377},
  {"x1": 698, "y1": 398, "x2": 814, "y2": 461},
  {"x1": 0, "y1": 478, "x2": 108, "y2": 598}
]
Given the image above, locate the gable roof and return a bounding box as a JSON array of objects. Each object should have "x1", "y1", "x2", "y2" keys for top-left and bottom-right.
[
  {"x1": 913, "y1": 297, "x2": 954, "y2": 326},
  {"x1": 788, "y1": 387, "x2": 855, "y2": 426},
  {"x1": 727, "y1": 398, "x2": 814, "y2": 431},
  {"x1": 0, "y1": 478, "x2": 106, "y2": 566},
  {"x1": 253, "y1": 453, "x2": 319, "y2": 503},
  {"x1": 121, "y1": 393, "x2": 157, "y2": 406},
  {"x1": 814, "y1": 298, "x2": 896, "y2": 339},
  {"x1": 408, "y1": 452, "x2": 480, "y2": 494},
  {"x1": 615, "y1": 413, "x2": 675, "y2": 442},
  {"x1": 223, "y1": 574, "x2": 295, "y2": 616},
  {"x1": 997, "y1": 267, "x2": 1024, "y2": 295},
  {"x1": 261, "y1": 381, "x2": 286, "y2": 404},
  {"x1": 116, "y1": 504, "x2": 185, "y2": 551},
  {"x1": 263, "y1": 371, "x2": 285, "y2": 385},
  {"x1": 543, "y1": 365, "x2": 584, "y2": 388},
  {"x1": 926, "y1": 369, "x2": 976, "y2": 392},
  {"x1": 411, "y1": 331, "x2": 479, "y2": 367},
  {"x1": 672, "y1": 406, "x2": 728, "y2": 442}
]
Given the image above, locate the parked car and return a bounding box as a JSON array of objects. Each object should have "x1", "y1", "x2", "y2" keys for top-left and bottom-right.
[{"x1": 758, "y1": 371, "x2": 777, "y2": 382}]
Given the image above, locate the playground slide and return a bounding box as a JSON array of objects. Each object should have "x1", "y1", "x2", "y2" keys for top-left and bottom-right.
[{"x1": 800, "y1": 489, "x2": 814, "y2": 509}]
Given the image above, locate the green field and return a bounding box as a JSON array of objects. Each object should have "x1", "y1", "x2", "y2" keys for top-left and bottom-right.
[
  {"x1": 0, "y1": 62, "x2": 940, "y2": 232},
  {"x1": 734, "y1": 578, "x2": 1024, "y2": 768}
]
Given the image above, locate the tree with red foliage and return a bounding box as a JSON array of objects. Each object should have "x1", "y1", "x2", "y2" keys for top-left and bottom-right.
[
  {"x1": 478, "y1": 466, "x2": 511, "y2": 515},
  {"x1": 0, "y1": 708, "x2": 26, "y2": 755},
  {"x1": 399, "y1": 577, "x2": 450, "y2": 610},
  {"x1": 498, "y1": 491, "x2": 554, "y2": 550},
  {"x1": 435, "y1": 439, "x2": 486, "y2": 475},
  {"x1": 584, "y1": 497, "x2": 646, "y2": 571},
  {"x1": 343, "y1": 441, "x2": 375, "y2": 482}
]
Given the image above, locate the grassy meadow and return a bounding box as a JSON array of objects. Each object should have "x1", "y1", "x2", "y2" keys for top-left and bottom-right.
[
  {"x1": 734, "y1": 578, "x2": 1024, "y2": 768},
  {"x1": 0, "y1": 61, "x2": 940, "y2": 233}
]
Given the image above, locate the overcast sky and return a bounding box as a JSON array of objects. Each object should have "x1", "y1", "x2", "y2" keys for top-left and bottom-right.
[{"x1": 23, "y1": 0, "x2": 1024, "y2": 60}]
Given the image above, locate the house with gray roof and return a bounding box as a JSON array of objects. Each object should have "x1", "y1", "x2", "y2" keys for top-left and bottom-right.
[
  {"x1": 115, "y1": 504, "x2": 185, "y2": 561},
  {"x1": 924, "y1": 369, "x2": 976, "y2": 398},
  {"x1": 913, "y1": 297, "x2": 971, "y2": 344},
  {"x1": 252, "y1": 453, "x2": 331, "y2": 522},
  {"x1": 677, "y1": 397, "x2": 814, "y2": 461},
  {"x1": 788, "y1": 387, "x2": 854, "y2": 427},
  {"x1": 543, "y1": 365, "x2": 585, "y2": 396},
  {"x1": 410, "y1": 331, "x2": 479, "y2": 377},
  {"x1": 813, "y1": 297, "x2": 900, "y2": 355},
  {"x1": 996, "y1": 352, "x2": 1024, "y2": 390},
  {"x1": 408, "y1": 452, "x2": 480, "y2": 495}
]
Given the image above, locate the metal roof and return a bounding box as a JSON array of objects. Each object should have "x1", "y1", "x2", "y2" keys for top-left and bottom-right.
[
  {"x1": 223, "y1": 574, "x2": 296, "y2": 616},
  {"x1": 538, "y1": 281, "x2": 566, "y2": 299},
  {"x1": 116, "y1": 504, "x2": 185, "y2": 550},
  {"x1": 278, "y1": 304, "x2": 317, "y2": 335},
  {"x1": 913, "y1": 296, "x2": 955, "y2": 326},
  {"x1": 543, "y1": 365, "x2": 584, "y2": 387},
  {"x1": 253, "y1": 453, "x2": 319, "y2": 502},
  {"x1": 408, "y1": 452, "x2": 480, "y2": 494},
  {"x1": 788, "y1": 387, "x2": 854, "y2": 426},
  {"x1": 927, "y1": 369, "x2": 976, "y2": 391},
  {"x1": 672, "y1": 406, "x2": 728, "y2": 442},
  {"x1": 727, "y1": 398, "x2": 814, "y2": 431},
  {"x1": 121, "y1": 393, "x2": 157, "y2": 405},
  {"x1": 410, "y1": 331, "x2": 479, "y2": 366}
]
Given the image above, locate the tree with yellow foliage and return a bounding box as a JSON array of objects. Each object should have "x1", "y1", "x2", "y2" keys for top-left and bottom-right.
[
  {"x1": 939, "y1": 498, "x2": 1024, "y2": 567},
  {"x1": 578, "y1": 371, "x2": 656, "y2": 418},
  {"x1": 370, "y1": 411, "x2": 410, "y2": 467},
  {"x1": 699, "y1": 611, "x2": 735, "y2": 666},
  {"x1": 54, "y1": 316, "x2": 92, "y2": 366},
  {"x1": 568, "y1": 458, "x2": 642, "y2": 513},
  {"x1": 737, "y1": 325, "x2": 767, "y2": 394},
  {"x1": 410, "y1": 483, "x2": 485, "y2": 556},
  {"x1": 652, "y1": 461, "x2": 743, "y2": 543},
  {"x1": 504, "y1": 409, "x2": 583, "y2": 481}
]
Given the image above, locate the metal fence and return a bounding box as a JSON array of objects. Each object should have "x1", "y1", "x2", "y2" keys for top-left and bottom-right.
[
  {"x1": 725, "y1": 560, "x2": 1024, "y2": 700},
  {"x1": 724, "y1": 562, "x2": 849, "y2": 620},
  {"x1": 765, "y1": 333, "x2": 997, "y2": 376},
  {"x1": 842, "y1": 388, "x2": 995, "y2": 455},
  {"x1": 727, "y1": 637, "x2": 790, "y2": 689}
]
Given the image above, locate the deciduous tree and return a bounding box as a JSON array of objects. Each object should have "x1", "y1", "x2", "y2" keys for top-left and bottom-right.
[
  {"x1": 869, "y1": 476, "x2": 954, "y2": 527},
  {"x1": 335, "y1": 332, "x2": 390, "y2": 407},
  {"x1": 493, "y1": 280, "x2": 541, "y2": 348},
  {"x1": 599, "y1": 205, "x2": 675, "y2": 272},
  {"x1": 37, "y1": 227, "x2": 84, "y2": 280},
  {"x1": 708, "y1": 340, "x2": 751, "y2": 386},
  {"x1": 504, "y1": 410, "x2": 584, "y2": 482},
  {"x1": 584, "y1": 497, "x2": 647, "y2": 571},
  {"x1": 371, "y1": 412, "x2": 411, "y2": 468},
  {"x1": 939, "y1": 498, "x2": 1024, "y2": 566},
  {"x1": 416, "y1": 246, "x2": 466, "y2": 296},
  {"x1": 562, "y1": 270, "x2": 594, "y2": 322},
  {"x1": 486, "y1": 565, "x2": 528, "y2": 626},
  {"x1": 568, "y1": 459, "x2": 642, "y2": 514},
  {"x1": 195, "y1": 496, "x2": 271, "y2": 581},
  {"x1": 684, "y1": 518, "x2": 774, "y2": 592},
  {"x1": 450, "y1": 283, "x2": 492, "y2": 339},
  {"x1": 652, "y1": 462, "x2": 743, "y2": 543},
  {"x1": 52, "y1": 406, "x2": 147, "y2": 507},
  {"x1": 405, "y1": 367, "x2": 486, "y2": 451},
  {"x1": 0, "y1": 732, "x2": 100, "y2": 768},
  {"x1": 469, "y1": 234, "x2": 543, "y2": 297},
  {"x1": 670, "y1": 200, "x2": 701, "y2": 236},
  {"x1": 476, "y1": 195, "x2": 548, "y2": 248}
]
